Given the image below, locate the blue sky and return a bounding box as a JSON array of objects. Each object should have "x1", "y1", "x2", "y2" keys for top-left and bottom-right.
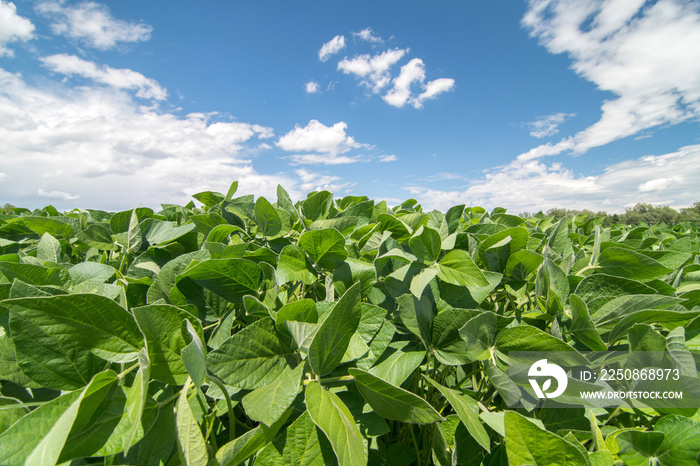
[{"x1": 1, "y1": 0, "x2": 699, "y2": 213}]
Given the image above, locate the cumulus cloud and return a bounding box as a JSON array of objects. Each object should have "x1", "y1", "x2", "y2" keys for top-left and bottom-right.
[
  {"x1": 337, "y1": 48, "x2": 407, "y2": 92},
  {"x1": 41, "y1": 54, "x2": 167, "y2": 100},
  {"x1": 305, "y1": 80, "x2": 319, "y2": 94},
  {"x1": 319, "y1": 35, "x2": 345, "y2": 62},
  {"x1": 0, "y1": 1, "x2": 34, "y2": 57},
  {"x1": 0, "y1": 67, "x2": 299, "y2": 210},
  {"x1": 382, "y1": 59, "x2": 455, "y2": 108},
  {"x1": 276, "y1": 119, "x2": 364, "y2": 156},
  {"x1": 521, "y1": 0, "x2": 700, "y2": 157},
  {"x1": 36, "y1": 1, "x2": 151, "y2": 50},
  {"x1": 383, "y1": 58, "x2": 425, "y2": 108},
  {"x1": 353, "y1": 28, "x2": 382, "y2": 43},
  {"x1": 524, "y1": 112, "x2": 575, "y2": 138},
  {"x1": 404, "y1": 144, "x2": 700, "y2": 213}
]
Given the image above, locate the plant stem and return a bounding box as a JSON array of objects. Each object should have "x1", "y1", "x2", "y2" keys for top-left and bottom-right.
[
  {"x1": 208, "y1": 375, "x2": 236, "y2": 441},
  {"x1": 302, "y1": 375, "x2": 354, "y2": 385}
]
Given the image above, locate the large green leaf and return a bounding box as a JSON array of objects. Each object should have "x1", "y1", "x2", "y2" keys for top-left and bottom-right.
[
  {"x1": 36, "y1": 232, "x2": 61, "y2": 263},
  {"x1": 0, "y1": 261, "x2": 70, "y2": 287},
  {"x1": 349, "y1": 368, "x2": 444, "y2": 424},
  {"x1": 333, "y1": 258, "x2": 376, "y2": 298},
  {"x1": 575, "y1": 274, "x2": 656, "y2": 314},
  {"x1": 495, "y1": 325, "x2": 589, "y2": 366},
  {"x1": 409, "y1": 226, "x2": 441, "y2": 263},
  {"x1": 504, "y1": 411, "x2": 588, "y2": 466},
  {"x1": 133, "y1": 303, "x2": 201, "y2": 385},
  {"x1": 277, "y1": 244, "x2": 318, "y2": 285},
  {"x1": 242, "y1": 363, "x2": 304, "y2": 426},
  {"x1": 0, "y1": 371, "x2": 118, "y2": 466},
  {"x1": 437, "y1": 249, "x2": 489, "y2": 287},
  {"x1": 308, "y1": 282, "x2": 362, "y2": 375},
  {"x1": 181, "y1": 258, "x2": 262, "y2": 303},
  {"x1": 596, "y1": 247, "x2": 672, "y2": 281},
  {"x1": 654, "y1": 415, "x2": 700, "y2": 465},
  {"x1": 432, "y1": 307, "x2": 482, "y2": 365},
  {"x1": 397, "y1": 292, "x2": 434, "y2": 348},
  {"x1": 207, "y1": 317, "x2": 295, "y2": 389},
  {"x1": 424, "y1": 375, "x2": 490, "y2": 451},
  {"x1": 254, "y1": 196, "x2": 283, "y2": 238},
  {"x1": 569, "y1": 294, "x2": 607, "y2": 351},
  {"x1": 176, "y1": 378, "x2": 208, "y2": 466},
  {"x1": 68, "y1": 262, "x2": 116, "y2": 285},
  {"x1": 368, "y1": 345, "x2": 425, "y2": 386},
  {"x1": 213, "y1": 408, "x2": 291, "y2": 466},
  {"x1": 299, "y1": 228, "x2": 348, "y2": 270},
  {"x1": 460, "y1": 311, "x2": 498, "y2": 362},
  {"x1": 255, "y1": 411, "x2": 337, "y2": 466},
  {"x1": 616, "y1": 430, "x2": 665, "y2": 466},
  {"x1": 6, "y1": 293, "x2": 142, "y2": 363},
  {"x1": 305, "y1": 381, "x2": 365, "y2": 466}
]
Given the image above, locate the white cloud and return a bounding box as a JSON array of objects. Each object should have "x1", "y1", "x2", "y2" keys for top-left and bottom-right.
[
  {"x1": 286, "y1": 154, "x2": 363, "y2": 165},
  {"x1": 414, "y1": 78, "x2": 455, "y2": 108},
  {"x1": 521, "y1": 0, "x2": 700, "y2": 157},
  {"x1": 305, "y1": 80, "x2": 319, "y2": 94},
  {"x1": 383, "y1": 58, "x2": 426, "y2": 108},
  {"x1": 337, "y1": 48, "x2": 407, "y2": 92},
  {"x1": 38, "y1": 189, "x2": 80, "y2": 200},
  {"x1": 404, "y1": 144, "x2": 700, "y2": 213},
  {"x1": 421, "y1": 172, "x2": 463, "y2": 182},
  {"x1": 353, "y1": 28, "x2": 382, "y2": 43},
  {"x1": 381, "y1": 58, "x2": 455, "y2": 108},
  {"x1": 524, "y1": 112, "x2": 575, "y2": 138},
  {"x1": 379, "y1": 154, "x2": 397, "y2": 162},
  {"x1": 638, "y1": 177, "x2": 676, "y2": 192},
  {"x1": 0, "y1": 1, "x2": 34, "y2": 57},
  {"x1": 0, "y1": 67, "x2": 300, "y2": 210},
  {"x1": 36, "y1": 1, "x2": 151, "y2": 50},
  {"x1": 41, "y1": 54, "x2": 167, "y2": 100},
  {"x1": 294, "y1": 168, "x2": 353, "y2": 193},
  {"x1": 318, "y1": 35, "x2": 345, "y2": 62},
  {"x1": 276, "y1": 119, "x2": 364, "y2": 156}
]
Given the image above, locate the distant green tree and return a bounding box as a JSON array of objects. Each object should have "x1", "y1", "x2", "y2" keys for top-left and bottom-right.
[{"x1": 679, "y1": 201, "x2": 700, "y2": 222}]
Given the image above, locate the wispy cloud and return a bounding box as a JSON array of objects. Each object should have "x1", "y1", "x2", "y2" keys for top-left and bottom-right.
[
  {"x1": 41, "y1": 54, "x2": 167, "y2": 100},
  {"x1": 304, "y1": 80, "x2": 319, "y2": 94},
  {"x1": 405, "y1": 144, "x2": 700, "y2": 213},
  {"x1": 318, "y1": 35, "x2": 345, "y2": 62},
  {"x1": 421, "y1": 172, "x2": 463, "y2": 182},
  {"x1": 38, "y1": 189, "x2": 80, "y2": 201},
  {"x1": 521, "y1": 0, "x2": 700, "y2": 158},
  {"x1": 36, "y1": 1, "x2": 152, "y2": 50},
  {"x1": 295, "y1": 168, "x2": 353, "y2": 193},
  {"x1": 353, "y1": 27, "x2": 382, "y2": 43},
  {"x1": 523, "y1": 112, "x2": 575, "y2": 138},
  {"x1": 415, "y1": 78, "x2": 456, "y2": 108},
  {"x1": 379, "y1": 154, "x2": 397, "y2": 162},
  {"x1": 0, "y1": 1, "x2": 34, "y2": 57}
]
